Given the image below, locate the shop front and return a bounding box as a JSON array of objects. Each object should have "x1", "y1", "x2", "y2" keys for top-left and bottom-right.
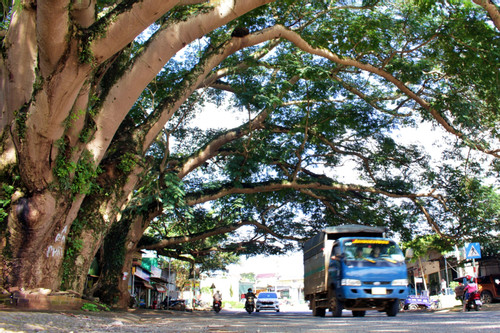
[{"x1": 131, "y1": 265, "x2": 153, "y2": 308}]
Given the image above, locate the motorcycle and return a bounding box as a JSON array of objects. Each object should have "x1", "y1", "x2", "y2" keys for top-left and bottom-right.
[
  {"x1": 160, "y1": 298, "x2": 186, "y2": 310},
  {"x1": 465, "y1": 290, "x2": 482, "y2": 311},
  {"x1": 245, "y1": 296, "x2": 255, "y2": 314},
  {"x1": 213, "y1": 300, "x2": 222, "y2": 313}
]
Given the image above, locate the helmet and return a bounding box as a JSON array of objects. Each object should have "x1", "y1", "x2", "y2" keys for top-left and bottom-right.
[
  {"x1": 248, "y1": 288, "x2": 252, "y2": 292},
  {"x1": 469, "y1": 277, "x2": 474, "y2": 283}
]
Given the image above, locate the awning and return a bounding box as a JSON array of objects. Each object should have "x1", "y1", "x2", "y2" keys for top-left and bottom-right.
[
  {"x1": 142, "y1": 282, "x2": 153, "y2": 289},
  {"x1": 150, "y1": 276, "x2": 168, "y2": 283},
  {"x1": 155, "y1": 285, "x2": 167, "y2": 293}
]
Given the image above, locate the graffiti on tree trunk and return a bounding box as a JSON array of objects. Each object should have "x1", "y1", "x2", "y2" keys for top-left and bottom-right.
[{"x1": 46, "y1": 226, "x2": 68, "y2": 258}]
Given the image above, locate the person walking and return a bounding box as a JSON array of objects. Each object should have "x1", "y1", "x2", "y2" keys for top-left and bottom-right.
[{"x1": 441, "y1": 278, "x2": 447, "y2": 294}]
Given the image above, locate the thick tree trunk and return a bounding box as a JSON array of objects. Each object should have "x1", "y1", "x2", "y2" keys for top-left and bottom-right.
[
  {"x1": 60, "y1": 164, "x2": 144, "y2": 294},
  {"x1": 92, "y1": 216, "x2": 147, "y2": 308},
  {"x1": 6, "y1": 191, "x2": 84, "y2": 290}
]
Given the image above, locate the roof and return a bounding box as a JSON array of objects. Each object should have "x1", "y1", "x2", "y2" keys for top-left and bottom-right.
[
  {"x1": 256, "y1": 273, "x2": 278, "y2": 279},
  {"x1": 324, "y1": 224, "x2": 387, "y2": 234}
]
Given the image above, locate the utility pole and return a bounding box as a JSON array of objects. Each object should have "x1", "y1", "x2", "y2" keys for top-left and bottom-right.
[
  {"x1": 418, "y1": 257, "x2": 428, "y2": 293},
  {"x1": 454, "y1": 245, "x2": 464, "y2": 277},
  {"x1": 167, "y1": 258, "x2": 171, "y2": 310},
  {"x1": 444, "y1": 255, "x2": 449, "y2": 288}
]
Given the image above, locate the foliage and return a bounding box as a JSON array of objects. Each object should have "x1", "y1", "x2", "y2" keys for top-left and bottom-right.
[
  {"x1": 109, "y1": 0, "x2": 499, "y2": 268},
  {"x1": 224, "y1": 300, "x2": 244, "y2": 309},
  {"x1": 60, "y1": 218, "x2": 86, "y2": 288},
  {"x1": 402, "y1": 234, "x2": 454, "y2": 260},
  {"x1": 91, "y1": 218, "x2": 133, "y2": 304},
  {"x1": 117, "y1": 152, "x2": 139, "y2": 174},
  {"x1": 240, "y1": 272, "x2": 256, "y2": 282},
  {"x1": 0, "y1": 183, "x2": 14, "y2": 226},
  {"x1": 54, "y1": 147, "x2": 102, "y2": 197},
  {"x1": 81, "y1": 302, "x2": 110, "y2": 312}
]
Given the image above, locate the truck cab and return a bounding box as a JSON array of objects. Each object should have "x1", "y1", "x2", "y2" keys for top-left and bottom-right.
[{"x1": 328, "y1": 237, "x2": 409, "y2": 316}]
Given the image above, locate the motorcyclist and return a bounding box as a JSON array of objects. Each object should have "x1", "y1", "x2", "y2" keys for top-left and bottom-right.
[
  {"x1": 245, "y1": 288, "x2": 257, "y2": 300},
  {"x1": 213, "y1": 290, "x2": 222, "y2": 308},
  {"x1": 245, "y1": 288, "x2": 256, "y2": 307},
  {"x1": 462, "y1": 277, "x2": 478, "y2": 311}
]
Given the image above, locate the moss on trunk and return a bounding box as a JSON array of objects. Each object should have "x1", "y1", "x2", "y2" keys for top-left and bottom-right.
[{"x1": 92, "y1": 218, "x2": 133, "y2": 306}]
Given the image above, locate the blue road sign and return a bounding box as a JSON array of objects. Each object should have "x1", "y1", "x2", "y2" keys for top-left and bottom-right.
[{"x1": 465, "y1": 243, "x2": 481, "y2": 259}]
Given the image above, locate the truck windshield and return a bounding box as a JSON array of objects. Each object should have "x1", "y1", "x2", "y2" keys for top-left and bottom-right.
[{"x1": 343, "y1": 239, "x2": 404, "y2": 263}]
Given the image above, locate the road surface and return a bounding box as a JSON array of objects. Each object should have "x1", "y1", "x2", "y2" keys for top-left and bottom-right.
[{"x1": 1, "y1": 304, "x2": 499, "y2": 332}]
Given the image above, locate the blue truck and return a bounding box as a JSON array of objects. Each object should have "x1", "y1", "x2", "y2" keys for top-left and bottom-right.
[{"x1": 303, "y1": 225, "x2": 409, "y2": 317}]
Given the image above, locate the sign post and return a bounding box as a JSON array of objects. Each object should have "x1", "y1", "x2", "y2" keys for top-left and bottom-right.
[{"x1": 465, "y1": 243, "x2": 481, "y2": 281}]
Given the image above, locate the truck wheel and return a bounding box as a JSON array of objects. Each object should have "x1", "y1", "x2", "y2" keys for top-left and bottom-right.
[
  {"x1": 330, "y1": 298, "x2": 343, "y2": 317},
  {"x1": 314, "y1": 308, "x2": 326, "y2": 317},
  {"x1": 311, "y1": 299, "x2": 325, "y2": 317},
  {"x1": 352, "y1": 311, "x2": 366, "y2": 317},
  {"x1": 481, "y1": 291, "x2": 493, "y2": 304},
  {"x1": 386, "y1": 301, "x2": 399, "y2": 317}
]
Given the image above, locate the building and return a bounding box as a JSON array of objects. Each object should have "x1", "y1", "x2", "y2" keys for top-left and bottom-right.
[
  {"x1": 406, "y1": 246, "x2": 500, "y2": 296},
  {"x1": 129, "y1": 251, "x2": 178, "y2": 308}
]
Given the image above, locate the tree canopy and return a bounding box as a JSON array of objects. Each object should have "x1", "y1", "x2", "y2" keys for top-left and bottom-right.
[{"x1": 0, "y1": 0, "x2": 499, "y2": 306}]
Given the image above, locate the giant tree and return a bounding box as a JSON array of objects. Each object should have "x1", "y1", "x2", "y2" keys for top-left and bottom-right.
[
  {"x1": 1, "y1": 0, "x2": 498, "y2": 303},
  {"x1": 1, "y1": 0, "x2": 277, "y2": 291}
]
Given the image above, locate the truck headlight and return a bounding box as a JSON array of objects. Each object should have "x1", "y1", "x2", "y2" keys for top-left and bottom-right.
[
  {"x1": 392, "y1": 279, "x2": 408, "y2": 286},
  {"x1": 341, "y1": 279, "x2": 362, "y2": 286}
]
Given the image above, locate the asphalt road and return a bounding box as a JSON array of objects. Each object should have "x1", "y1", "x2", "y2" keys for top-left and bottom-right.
[{"x1": 1, "y1": 304, "x2": 500, "y2": 332}]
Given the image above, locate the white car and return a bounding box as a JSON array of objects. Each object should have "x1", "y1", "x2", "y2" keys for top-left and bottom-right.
[{"x1": 255, "y1": 292, "x2": 280, "y2": 312}]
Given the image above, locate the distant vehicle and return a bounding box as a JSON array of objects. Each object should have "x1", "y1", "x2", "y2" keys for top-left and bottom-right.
[
  {"x1": 402, "y1": 295, "x2": 438, "y2": 310},
  {"x1": 453, "y1": 275, "x2": 500, "y2": 304},
  {"x1": 256, "y1": 292, "x2": 280, "y2": 312},
  {"x1": 477, "y1": 275, "x2": 500, "y2": 304}
]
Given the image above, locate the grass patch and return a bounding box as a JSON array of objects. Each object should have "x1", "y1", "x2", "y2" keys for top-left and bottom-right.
[{"x1": 223, "y1": 301, "x2": 244, "y2": 309}]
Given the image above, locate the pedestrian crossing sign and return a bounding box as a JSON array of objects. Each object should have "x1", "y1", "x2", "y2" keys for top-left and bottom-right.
[{"x1": 465, "y1": 243, "x2": 481, "y2": 259}]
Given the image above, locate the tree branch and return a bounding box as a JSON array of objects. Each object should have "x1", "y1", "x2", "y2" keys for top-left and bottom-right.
[
  {"x1": 185, "y1": 178, "x2": 442, "y2": 206},
  {"x1": 473, "y1": 0, "x2": 500, "y2": 30},
  {"x1": 37, "y1": 0, "x2": 71, "y2": 77},
  {"x1": 410, "y1": 198, "x2": 445, "y2": 238},
  {"x1": 141, "y1": 218, "x2": 301, "y2": 252},
  {"x1": 262, "y1": 24, "x2": 498, "y2": 157},
  {"x1": 87, "y1": 0, "x2": 275, "y2": 163},
  {"x1": 176, "y1": 75, "x2": 300, "y2": 178}
]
